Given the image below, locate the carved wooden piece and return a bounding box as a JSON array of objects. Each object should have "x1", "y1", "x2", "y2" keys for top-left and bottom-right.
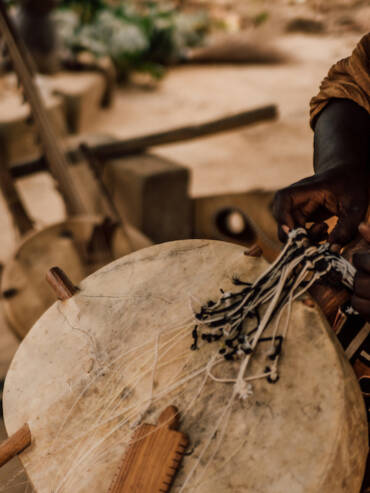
[
  {"x1": 108, "y1": 406, "x2": 188, "y2": 493},
  {"x1": 3, "y1": 240, "x2": 368, "y2": 493},
  {"x1": 0, "y1": 423, "x2": 31, "y2": 468}
]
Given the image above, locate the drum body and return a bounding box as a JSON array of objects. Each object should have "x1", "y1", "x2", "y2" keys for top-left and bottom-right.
[
  {"x1": 3, "y1": 240, "x2": 368, "y2": 492},
  {"x1": 1, "y1": 214, "x2": 151, "y2": 339}
]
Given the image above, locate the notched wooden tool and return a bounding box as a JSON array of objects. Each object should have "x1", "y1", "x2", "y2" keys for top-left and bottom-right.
[{"x1": 108, "y1": 405, "x2": 189, "y2": 493}]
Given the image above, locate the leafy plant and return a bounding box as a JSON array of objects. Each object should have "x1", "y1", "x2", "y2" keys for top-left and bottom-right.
[{"x1": 55, "y1": 1, "x2": 210, "y2": 80}]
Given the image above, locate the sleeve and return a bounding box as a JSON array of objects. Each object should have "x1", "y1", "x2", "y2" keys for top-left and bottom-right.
[{"x1": 310, "y1": 33, "x2": 370, "y2": 128}]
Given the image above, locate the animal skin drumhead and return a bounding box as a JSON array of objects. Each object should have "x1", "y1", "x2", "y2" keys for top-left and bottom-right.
[{"x1": 3, "y1": 240, "x2": 368, "y2": 493}]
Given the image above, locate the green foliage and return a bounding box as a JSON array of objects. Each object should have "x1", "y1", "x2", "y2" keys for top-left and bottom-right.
[
  {"x1": 55, "y1": 1, "x2": 210, "y2": 80},
  {"x1": 58, "y1": 0, "x2": 106, "y2": 23},
  {"x1": 253, "y1": 11, "x2": 269, "y2": 27}
]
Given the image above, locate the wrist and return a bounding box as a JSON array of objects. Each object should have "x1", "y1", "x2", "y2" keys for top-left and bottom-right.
[
  {"x1": 313, "y1": 99, "x2": 370, "y2": 175},
  {"x1": 315, "y1": 161, "x2": 369, "y2": 177}
]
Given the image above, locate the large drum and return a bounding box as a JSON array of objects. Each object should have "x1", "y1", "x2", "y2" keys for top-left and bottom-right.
[{"x1": 3, "y1": 240, "x2": 368, "y2": 492}]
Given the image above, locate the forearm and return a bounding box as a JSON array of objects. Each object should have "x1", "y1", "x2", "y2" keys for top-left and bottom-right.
[{"x1": 313, "y1": 98, "x2": 370, "y2": 175}]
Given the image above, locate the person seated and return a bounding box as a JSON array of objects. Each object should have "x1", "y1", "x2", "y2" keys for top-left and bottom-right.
[{"x1": 273, "y1": 33, "x2": 370, "y2": 322}]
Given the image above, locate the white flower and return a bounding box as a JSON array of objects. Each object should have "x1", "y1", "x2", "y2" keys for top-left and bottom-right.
[{"x1": 53, "y1": 10, "x2": 79, "y2": 43}]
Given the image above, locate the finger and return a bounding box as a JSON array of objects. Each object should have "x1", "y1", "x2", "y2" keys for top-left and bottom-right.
[
  {"x1": 329, "y1": 197, "x2": 367, "y2": 245},
  {"x1": 307, "y1": 222, "x2": 328, "y2": 242},
  {"x1": 272, "y1": 191, "x2": 295, "y2": 231},
  {"x1": 330, "y1": 243, "x2": 342, "y2": 253},
  {"x1": 307, "y1": 206, "x2": 332, "y2": 224},
  {"x1": 359, "y1": 222, "x2": 370, "y2": 244},
  {"x1": 351, "y1": 294, "x2": 370, "y2": 321},
  {"x1": 353, "y1": 251, "x2": 370, "y2": 275},
  {"x1": 292, "y1": 209, "x2": 307, "y2": 228},
  {"x1": 353, "y1": 271, "x2": 370, "y2": 299},
  {"x1": 329, "y1": 211, "x2": 363, "y2": 246},
  {"x1": 277, "y1": 224, "x2": 289, "y2": 243}
]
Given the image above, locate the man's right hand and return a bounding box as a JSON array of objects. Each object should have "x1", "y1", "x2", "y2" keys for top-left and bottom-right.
[{"x1": 272, "y1": 165, "x2": 368, "y2": 245}]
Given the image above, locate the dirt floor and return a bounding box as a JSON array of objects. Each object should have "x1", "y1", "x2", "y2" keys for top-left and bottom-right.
[{"x1": 0, "y1": 1, "x2": 368, "y2": 491}]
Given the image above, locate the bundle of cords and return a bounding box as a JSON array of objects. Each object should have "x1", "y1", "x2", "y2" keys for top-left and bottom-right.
[{"x1": 191, "y1": 227, "x2": 356, "y2": 399}]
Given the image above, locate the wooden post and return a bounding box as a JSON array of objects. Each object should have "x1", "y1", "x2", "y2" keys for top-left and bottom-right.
[
  {"x1": 0, "y1": 423, "x2": 31, "y2": 468},
  {"x1": 46, "y1": 267, "x2": 78, "y2": 301}
]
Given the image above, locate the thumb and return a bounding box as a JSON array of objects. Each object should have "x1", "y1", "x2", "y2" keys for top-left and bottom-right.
[
  {"x1": 359, "y1": 222, "x2": 370, "y2": 244},
  {"x1": 329, "y1": 203, "x2": 367, "y2": 246},
  {"x1": 329, "y1": 215, "x2": 361, "y2": 245}
]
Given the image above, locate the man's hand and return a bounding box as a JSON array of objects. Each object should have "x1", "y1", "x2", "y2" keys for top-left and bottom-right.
[
  {"x1": 272, "y1": 165, "x2": 368, "y2": 245},
  {"x1": 352, "y1": 223, "x2": 370, "y2": 322}
]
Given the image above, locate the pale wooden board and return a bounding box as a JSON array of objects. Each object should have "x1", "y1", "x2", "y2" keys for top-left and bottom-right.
[{"x1": 3, "y1": 240, "x2": 368, "y2": 493}]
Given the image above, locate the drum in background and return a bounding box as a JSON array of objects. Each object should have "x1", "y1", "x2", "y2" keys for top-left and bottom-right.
[
  {"x1": 3, "y1": 239, "x2": 368, "y2": 492},
  {"x1": 193, "y1": 190, "x2": 281, "y2": 262},
  {"x1": 1, "y1": 215, "x2": 151, "y2": 339}
]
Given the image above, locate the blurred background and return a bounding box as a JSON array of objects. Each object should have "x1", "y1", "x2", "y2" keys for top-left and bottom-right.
[{"x1": 0, "y1": 0, "x2": 368, "y2": 490}]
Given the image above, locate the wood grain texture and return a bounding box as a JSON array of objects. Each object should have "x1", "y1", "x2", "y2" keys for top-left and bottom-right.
[
  {"x1": 108, "y1": 406, "x2": 188, "y2": 493},
  {"x1": 0, "y1": 423, "x2": 31, "y2": 468}
]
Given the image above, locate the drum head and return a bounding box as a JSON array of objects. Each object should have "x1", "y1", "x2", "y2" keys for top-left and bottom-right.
[{"x1": 3, "y1": 240, "x2": 368, "y2": 492}]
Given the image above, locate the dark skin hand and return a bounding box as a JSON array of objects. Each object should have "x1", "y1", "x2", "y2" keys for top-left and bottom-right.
[
  {"x1": 272, "y1": 98, "x2": 370, "y2": 320},
  {"x1": 353, "y1": 223, "x2": 370, "y2": 322},
  {"x1": 273, "y1": 99, "x2": 370, "y2": 245},
  {"x1": 273, "y1": 164, "x2": 368, "y2": 245}
]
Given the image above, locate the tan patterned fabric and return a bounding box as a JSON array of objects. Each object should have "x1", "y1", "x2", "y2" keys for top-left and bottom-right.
[{"x1": 310, "y1": 33, "x2": 370, "y2": 128}]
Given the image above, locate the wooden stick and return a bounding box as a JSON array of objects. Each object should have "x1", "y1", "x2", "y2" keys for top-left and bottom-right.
[
  {"x1": 0, "y1": 1, "x2": 86, "y2": 216},
  {"x1": 9, "y1": 106, "x2": 277, "y2": 178},
  {"x1": 0, "y1": 423, "x2": 31, "y2": 468},
  {"x1": 46, "y1": 267, "x2": 78, "y2": 301},
  {"x1": 94, "y1": 105, "x2": 277, "y2": 159}
]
